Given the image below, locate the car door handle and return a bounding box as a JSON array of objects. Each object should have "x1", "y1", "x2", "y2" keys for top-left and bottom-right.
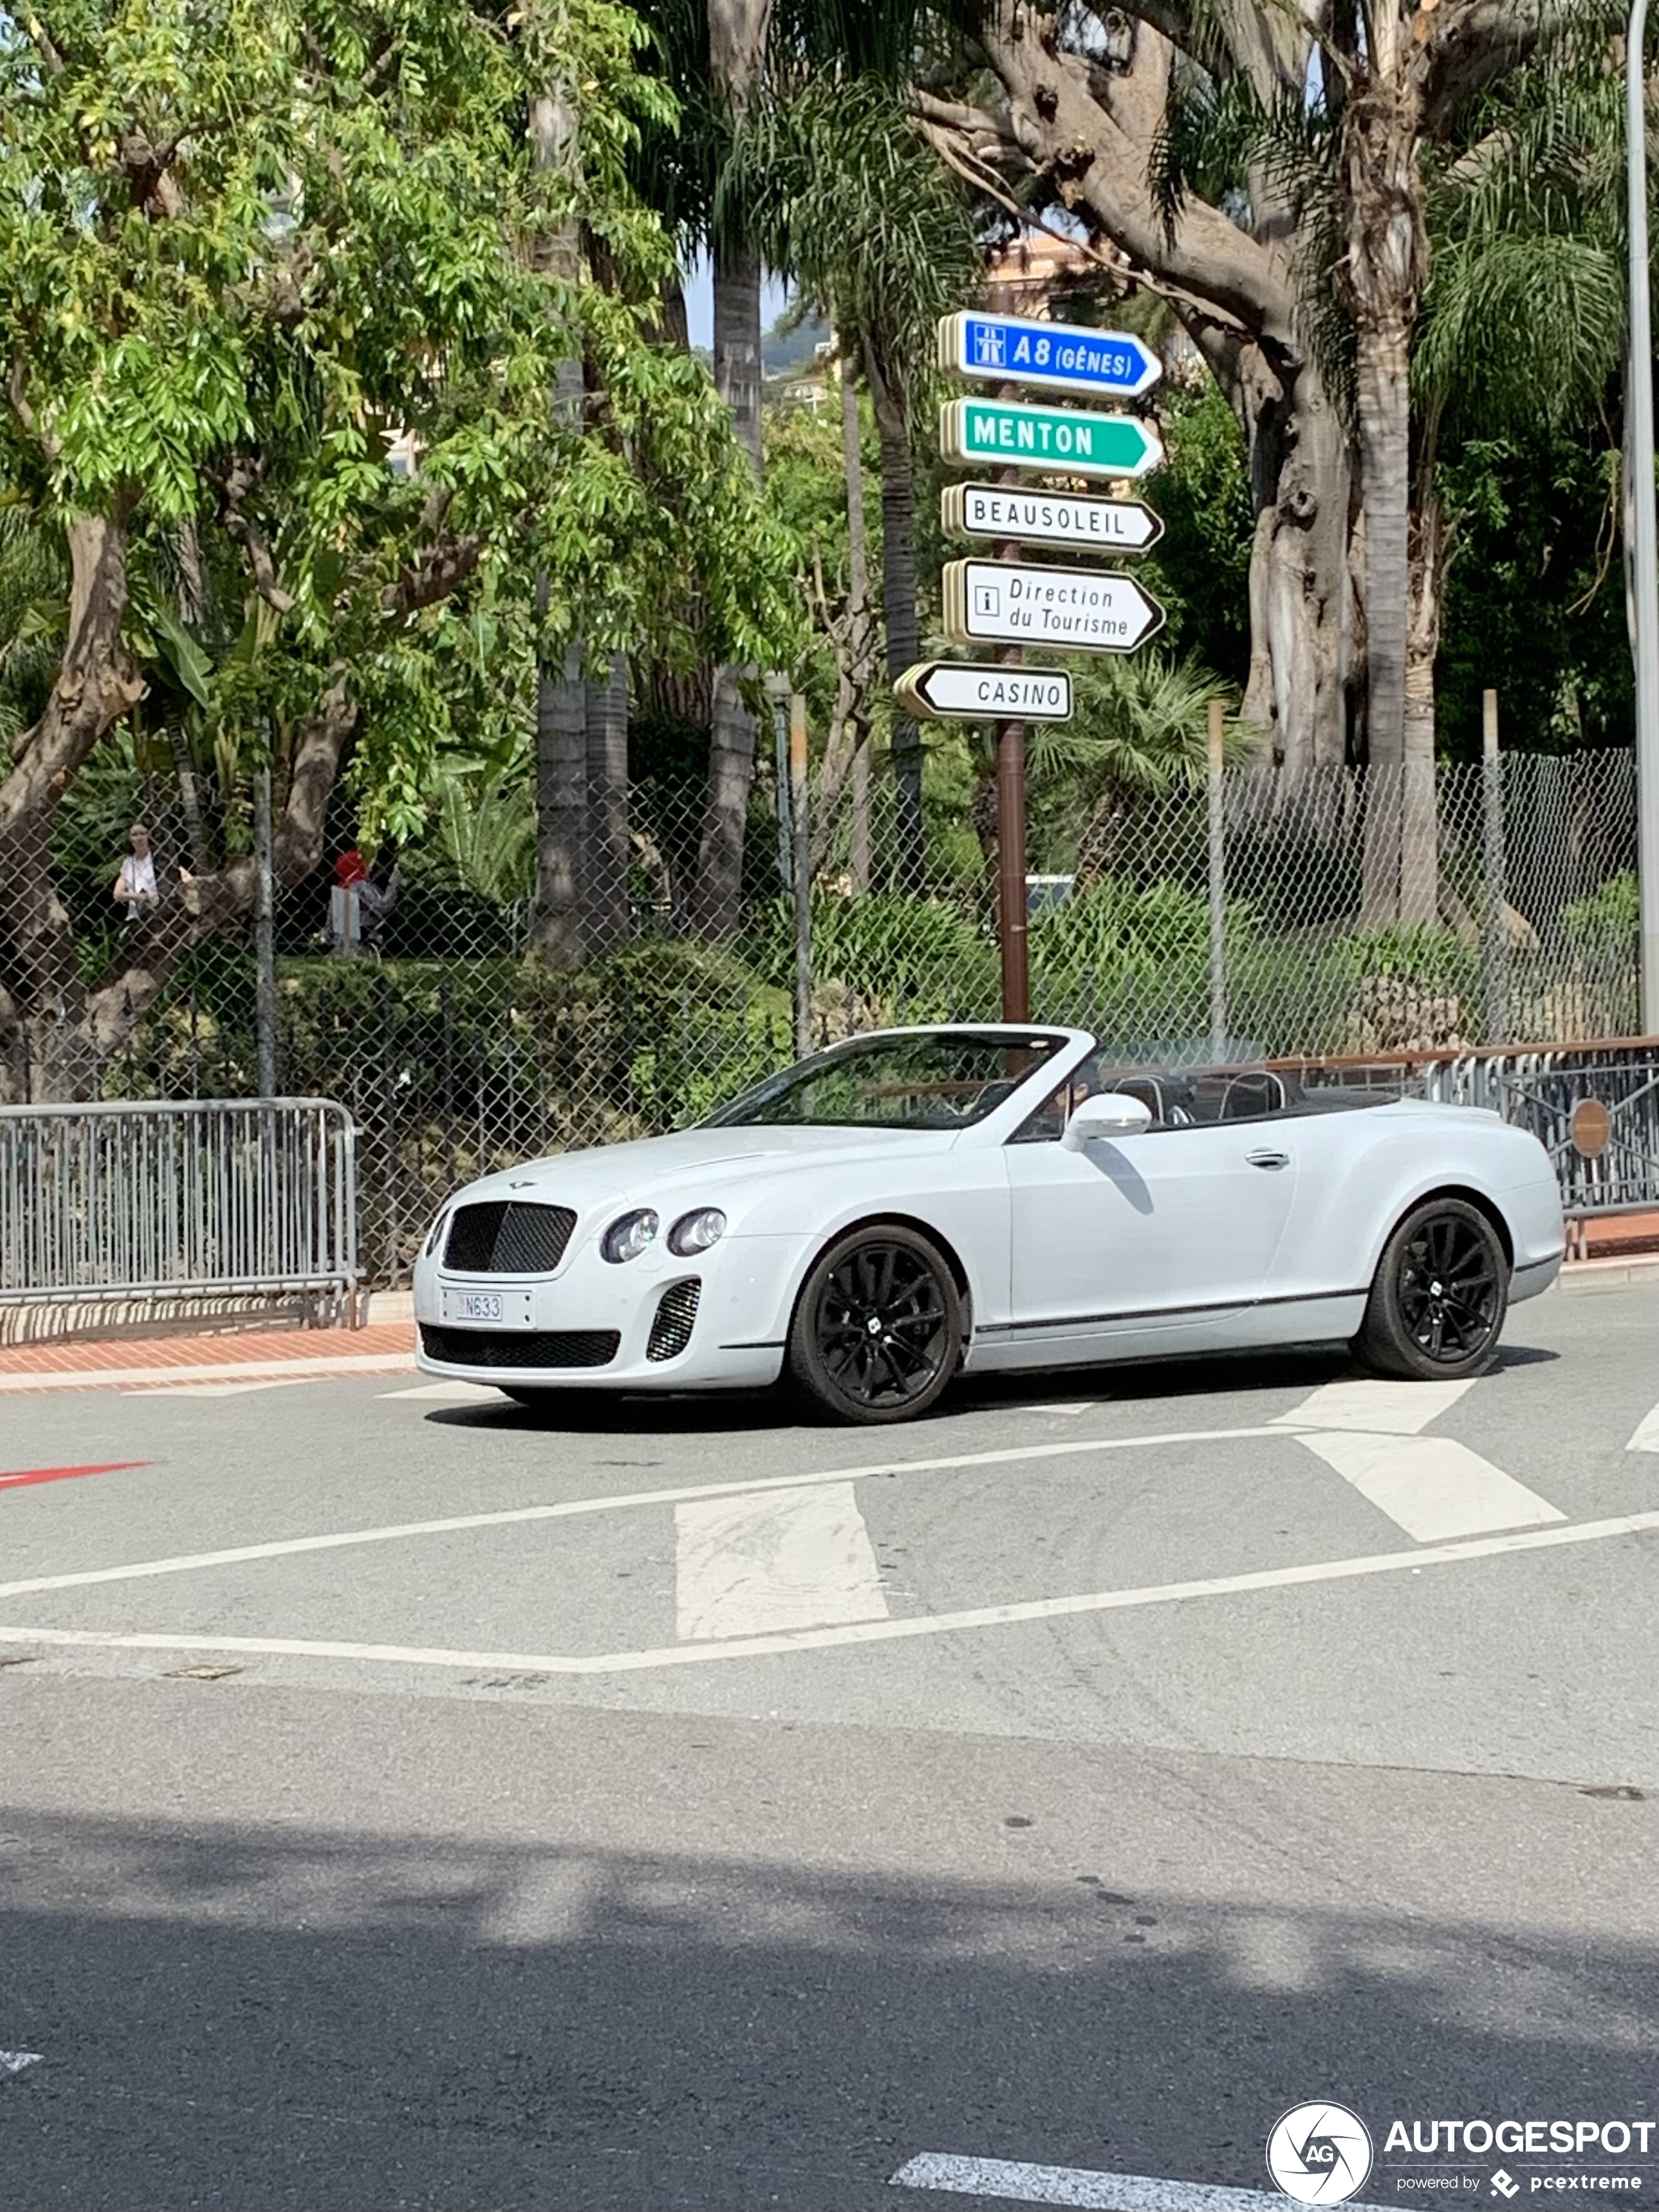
[{"x1": 1246, "y1": 1149, "x2": 1290, "y2": 1170}]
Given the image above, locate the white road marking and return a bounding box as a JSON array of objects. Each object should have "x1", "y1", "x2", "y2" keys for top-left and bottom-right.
[
  {"x1": 675, "y1": 1482, "x2": 888, "y2": 1639},
  {"x1": 379, "y1": 1381, "x2": 504, "y2": 1402},
  {"x1": 1300, "y1": 1431, "x2": 1566, "y2": 1542},
  {"x1": 1273, "y1": 1377, "x2": 1474, "y2": 1435},
  {"x1": 889, "y1": 2153, "x2": 1390, "y2": 2211},
  {"x1": 0, "y1": 1423, "x2": 1287, "y2": 1607},
  {"x1": 1, "y1": 1506, "x2": 1653, "y2": 1678},
  {"x1": 121, "y1": 1379, "x2": 312, "y2": 1399},
  {"x1": 1628, "y1": 1402, "x2": 1659, "y2": 1453},
  {"x1": 0, "y1": 2051, "x2": 42, "y2": 2075}
]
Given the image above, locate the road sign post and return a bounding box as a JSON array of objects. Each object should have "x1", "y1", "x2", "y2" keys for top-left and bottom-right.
[
  {"x1": 940, "y1": 398, "x2": 1163, "y2": 479},
  {"x1": 923, "y1": 303, "x2": 1168, "y2": 1023},
  {"x1": 938, "y1": 312, "x2": 1161, "y2": 400},
  {"x1": 942, "y1": 559, "x2": 1165, "y2": 654},
  {"x1": 895, "y1": 663, "x2": 1072, "y2": 722},
  {"x1": 941, "y1": 483, "x2": 1163, "y2": 554}
]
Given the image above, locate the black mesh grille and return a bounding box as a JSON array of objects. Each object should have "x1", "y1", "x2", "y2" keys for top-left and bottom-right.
[
  {"x1": 421, "y1": 1324, "x2": 619, "y2": 1369},
  {"x1": 647, "y1": 1278, "x2": 701, "y2": 1362},
  {"x1": 443, "y1": 1202, "x2": 575, "y2": 1275}
]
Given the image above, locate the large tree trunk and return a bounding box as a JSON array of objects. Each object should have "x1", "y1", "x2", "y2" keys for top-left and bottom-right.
[
  {"x1": 532, "y1": 639, "x2": 588, "y2": 969},
  {"x1": 1203, "y1": 334, "x2": 1353, "y2": 778},
  {"x1": 1402, "y1": 485, "x2": 1447, "y2": 927},
  {"x1": 529, "y1": 83, "x2": 590, "y2": 969},
  {"x1": 692, "y1": 0, "x2": 771, "y2": 940},
  {"x1": 1342, "y1": 14, "x2": 1429, "y2": 923},
  {"x1": 585, "y1": 651, "x2": 631, "y2": 955},
  {"x1": 0, "y1": 509, "x2": 147, "y2": 1101},
  {"x1": 694, "y1": 233, "x2": 764, "y2": 938},
  {"x1": 863, "y1": 336, "x2": 926, "y2": 890},
  {"x1": 1356, "y1": 318, "x2": 1413, "y2": 924}
]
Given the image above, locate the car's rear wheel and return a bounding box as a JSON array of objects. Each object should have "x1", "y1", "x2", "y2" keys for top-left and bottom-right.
[
  {"x1": 1353, "y1": 1197, "x2": 1509, "y2": 1381},
  {"x1": 788, "y1": 1226, "x2": 963, "y2": 1425}
]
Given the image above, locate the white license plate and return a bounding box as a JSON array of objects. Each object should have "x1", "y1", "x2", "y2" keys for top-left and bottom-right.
[{"x1": 442, "y1": 1287, "x2": 534, "y2": 1328}]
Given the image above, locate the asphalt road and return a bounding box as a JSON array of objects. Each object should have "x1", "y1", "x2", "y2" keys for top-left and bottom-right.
[{"x1": 1, "y1": 1275, "x2": 1656, "y2": 2211}]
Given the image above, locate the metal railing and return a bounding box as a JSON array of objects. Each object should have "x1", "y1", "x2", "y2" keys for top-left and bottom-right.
[
  {"x1": 0, "y1": 1099, "x2": 358, "y2": 1311},
  {"x1": 1290, "y1": 1038, "x2": 1659, "y2": 1230}
]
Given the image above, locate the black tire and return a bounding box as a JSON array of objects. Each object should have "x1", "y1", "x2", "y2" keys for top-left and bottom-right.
[
  {"x1": 787, "y1": 1225, "x2": 963, "y2": 1425},
  {"x1": 1354, "y1": 1197, "x2": 1509, "y2": 1381}
]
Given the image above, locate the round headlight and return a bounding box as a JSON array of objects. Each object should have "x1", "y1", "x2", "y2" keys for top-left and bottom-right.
[
  {"x1": 601, "y1": 1208, "x2": 659, "y2": 1264},
  {"x1": 668, "y1": 1207, "x2": 727, "y2": 1257}
]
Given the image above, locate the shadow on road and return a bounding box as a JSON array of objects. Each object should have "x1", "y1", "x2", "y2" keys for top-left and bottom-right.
[{"x1": 1, "y1": 1800, "x2": 1653, "y2": 2211}]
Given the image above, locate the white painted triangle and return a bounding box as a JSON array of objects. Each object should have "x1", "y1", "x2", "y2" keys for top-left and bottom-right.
[
  {"x1": 1628, "y1": 1402, "x2": 1659, "y2": 1453},
  {"x1": 0, "y1": 2051, "x2": 42, "y2": 2074},
  {"x1": 1300, "y1": 1431, "x2": 1566, "y2": 1542},
  {"x1": 676, "y1": 1481, "x2": 889, "y2": 1641},
  {"x1": 1274, "y1": 1377, "x2": 1475, "y2": 1435}
]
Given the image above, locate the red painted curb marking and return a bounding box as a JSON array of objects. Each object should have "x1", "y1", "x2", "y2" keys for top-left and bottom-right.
[{"x1": 0, "y1": 1463, "x2": 146, "y2": 1493}]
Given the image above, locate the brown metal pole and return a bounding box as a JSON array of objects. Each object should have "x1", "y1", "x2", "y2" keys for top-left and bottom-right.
[
  {"x1": 995, "y1": 683, "x2": 1031, "y2": 1023},
  {"x1": 991, "y1": 321, "x2": 1031, "y2": 1023}
]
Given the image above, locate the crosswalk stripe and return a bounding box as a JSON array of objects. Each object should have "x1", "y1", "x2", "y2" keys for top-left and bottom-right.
[
  {"x1": 1628, "y1": 1402, "x2": 1659, "y2": 1453},
  {"x1": 675, "y1": 1481, "x2": 889, "y2": 1641},
  {"x1": 890, "y1": 2153, "x2": 1391, "y2": 2211},
  {"x1": 1299, "y1": 1431, "x2": 1566, "y2": 1542},
  {"x1": 1273, "y1": 1377, "x2": 1475, "y2": 1435}
]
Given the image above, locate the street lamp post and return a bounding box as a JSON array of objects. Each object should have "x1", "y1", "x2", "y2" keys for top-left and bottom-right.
[{"x1": 1628, "y1": 0, "x2": 1659, "y2": 1033}]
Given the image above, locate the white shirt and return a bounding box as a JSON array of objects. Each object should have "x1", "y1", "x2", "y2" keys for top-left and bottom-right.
[{"x1": 119, "y1": 852, "x2": 157, "y2": 903}]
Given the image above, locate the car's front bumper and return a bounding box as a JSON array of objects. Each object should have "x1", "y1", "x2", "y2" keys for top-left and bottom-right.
[{"x1": 413, "y1": 1232, "x2": 803, "y2": 1392}]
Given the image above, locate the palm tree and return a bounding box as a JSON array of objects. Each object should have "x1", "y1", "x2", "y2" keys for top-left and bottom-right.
[
  {"x1": 731, "y1": 71, "x2": 981, "y2": 890},
  {"x1": 1024, "y1": 655, "x2": 1259, "y2": 886}
]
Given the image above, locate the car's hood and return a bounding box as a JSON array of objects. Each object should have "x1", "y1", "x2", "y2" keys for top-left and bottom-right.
[{"x1": 453, "y1": 1123, "x2": 961, "y2": 1212}]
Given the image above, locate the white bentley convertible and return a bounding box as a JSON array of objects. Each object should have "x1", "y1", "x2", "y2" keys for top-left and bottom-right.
[{"x1": 413, "y1": 1025, "x2": 1565, "y2": 1425}]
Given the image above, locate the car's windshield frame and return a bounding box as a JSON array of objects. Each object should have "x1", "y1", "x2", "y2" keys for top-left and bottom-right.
[{"x1": 707, "y1": 1029, "x2": 1074, "y2": 1132}]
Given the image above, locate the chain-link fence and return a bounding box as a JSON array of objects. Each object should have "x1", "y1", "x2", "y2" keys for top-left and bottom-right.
[{"x1": 0, "y1": 748, "x2": 1643, "y2": 1281}]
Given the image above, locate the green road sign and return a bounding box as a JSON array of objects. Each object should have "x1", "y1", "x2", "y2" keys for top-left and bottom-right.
[{"x1": 939, "y1": 398, "x2": 1163, "y2": 480}]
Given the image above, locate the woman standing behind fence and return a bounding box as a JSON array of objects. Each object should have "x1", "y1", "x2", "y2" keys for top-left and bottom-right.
[{"x1": 112, "y1": 823, "x2": 159, "y2": 922}]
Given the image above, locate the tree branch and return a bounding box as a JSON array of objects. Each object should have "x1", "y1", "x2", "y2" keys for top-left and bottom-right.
[{"x1": 381, "y1": 533, "x2": 483, "y2": 621}]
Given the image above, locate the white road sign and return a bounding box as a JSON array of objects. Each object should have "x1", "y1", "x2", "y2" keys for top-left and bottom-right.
[
  {"x1": 942, "y1": 482, "x2": 1163, "y2": 554},
  {"x1": 943, "y1": 559, "x2": 1166, "y2": 654},
  {"x1": 895, "y1": 662, "x2": 1073, "y2": 722}
]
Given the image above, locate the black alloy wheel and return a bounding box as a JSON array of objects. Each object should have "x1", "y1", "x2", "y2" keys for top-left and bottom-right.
[
  {"x1": 788, "y1": 1225, "x2": 963, "y2": 1424},
  {"x1": 1355, "y1": 1197, "x2": 1509, "y2": 1381}
]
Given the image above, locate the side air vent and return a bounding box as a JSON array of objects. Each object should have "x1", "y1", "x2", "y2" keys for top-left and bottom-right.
[
  {"x1": 421, "y1": 1325, "x2": 619, "y2": 1369},
  {"x1": 443, "y1": 1202, "x2": 576, "y2": 1275},
  {"x1": 646, "y1": 1279, "x2": 701, "y2": 1362}
]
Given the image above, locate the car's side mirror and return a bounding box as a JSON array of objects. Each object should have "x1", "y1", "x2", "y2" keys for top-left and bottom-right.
[{"x1": 1062, "y1": 1092, "x2": 1153, "y2": 1150}]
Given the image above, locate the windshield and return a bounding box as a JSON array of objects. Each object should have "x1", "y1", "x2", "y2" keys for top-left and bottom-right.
[{"x1": 709, "y1": 1031, "x2": 1069, "y2": 1130}]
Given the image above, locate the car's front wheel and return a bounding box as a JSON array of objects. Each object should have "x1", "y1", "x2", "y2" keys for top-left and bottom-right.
[
  {"x1": 788, "y1": 1225, "x2": 963, "y2": 1424},
  {"x1": 1353, "y1": 1196, "x2": 1509, "y2": 1381}
]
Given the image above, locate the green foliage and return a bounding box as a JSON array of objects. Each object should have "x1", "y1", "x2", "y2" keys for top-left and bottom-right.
[
  {"x1": 1563, "y1": 871, "x2": 1638, "y2": 961},
  {"x1": 746, "y1": 891, "x2": 995, "y2": 1019},
  {"x1": 1436, "y1": 421, "x2": 1631, "y2": 757},
  {"x1": 423, "y1": 767, "x2": 538, "y2": 905},
  {"x1": 1028, "y1": 878, "x2": 1256, "y2": 1040},
  {"x1": 0, "y1": 0, "x2": 799, "y2": 848},
  {"x1": 1318, "y1": 923, "x2": 1481, "y2": 1001},
  {"x1": 1140, "y1": 382, "x2": 1255, "y2": 688}
]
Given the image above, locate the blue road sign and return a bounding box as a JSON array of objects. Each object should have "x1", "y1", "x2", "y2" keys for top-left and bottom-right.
[{"x1": 938, "y1": 312, "x2": 1162, "y2": 400}]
